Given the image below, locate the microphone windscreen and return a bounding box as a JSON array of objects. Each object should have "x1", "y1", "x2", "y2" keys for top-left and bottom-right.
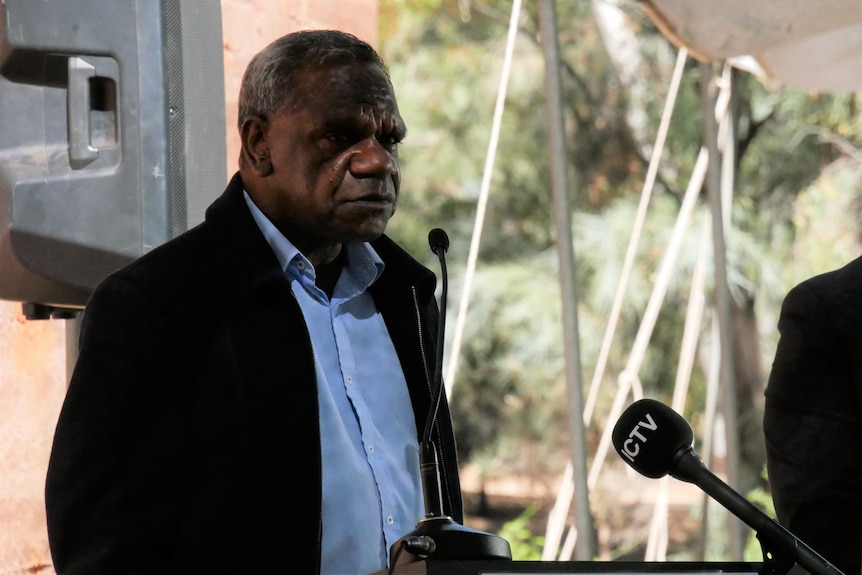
[
  {"x1": 428, "y1": 228, "x2": 449, "y2": 255},
  {"x1": 612, "y1": 398, "x2": 693, "y2": 478}
]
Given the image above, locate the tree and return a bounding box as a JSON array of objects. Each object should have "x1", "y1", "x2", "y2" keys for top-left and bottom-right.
[{"x1": 379, "y1": 0, "x2": 862, "y2": 557}]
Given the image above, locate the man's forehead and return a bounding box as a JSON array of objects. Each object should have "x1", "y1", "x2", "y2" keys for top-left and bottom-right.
[
  {"x1": 292, "y1": 65, "x2": 401, "y2": 118},
  {"x1": 297, "y1": 62, "x2": 393, "y2": 95}
]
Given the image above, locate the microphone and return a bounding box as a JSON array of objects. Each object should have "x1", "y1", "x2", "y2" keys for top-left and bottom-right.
[
  {"x1": 420, "y1": 228, "x2": 449, "y2": 520},
  {"x1": 612, "y1": 398, "x2": 845, "y2": 575},
  {"x1": 402, "y1": 228, "x2": 512, "y2": 561},
  {"x1": 428, "y1": 227, "x2": 449, "y2": 256}
]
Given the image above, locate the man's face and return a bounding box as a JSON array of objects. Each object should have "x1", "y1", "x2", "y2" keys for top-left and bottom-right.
[{"x1": 252, "y1": 62, "x2": 405, "y2": 252}]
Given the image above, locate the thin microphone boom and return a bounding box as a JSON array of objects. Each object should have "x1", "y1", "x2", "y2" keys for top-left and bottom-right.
[
  {"x1": 612, "y1": 398, "x2": 845, "y2": 575},
  {"x1": 424, "y1": 227, "x2": 449, "y2": 450},
  {"x1": 421, "y1": 228, "x2": 449, "y2": 519},
  {"x1": 402, "y1": 228, "x2": 511, "y2": 562}
]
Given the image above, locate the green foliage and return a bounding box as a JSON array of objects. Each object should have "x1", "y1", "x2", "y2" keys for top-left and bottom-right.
[
  {"x1": 379, "y1": 0, "x2": 862, "y2": 557},
  {"x1": 448, "y1": 256, "x2": 569, "y2": 465},
  {"x1": 497, "y1": 506, "x2": 546, "y2": 561}
]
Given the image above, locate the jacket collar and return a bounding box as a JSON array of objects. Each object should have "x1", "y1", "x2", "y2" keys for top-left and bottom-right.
[
  {"x1": 203, "y1": 173, "x2": 288, "y2": 301},
  {"x1": 205, "y1": 172, "x2": 437, "y2": 303}
]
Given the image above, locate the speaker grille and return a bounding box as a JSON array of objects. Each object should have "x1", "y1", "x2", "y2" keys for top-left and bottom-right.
[
  {"x1": 165, "y1": 0, "x2": 188, "y2": 238},
  {"x1": 170, "y1": 0, "x2": 226, "y2": 233}
]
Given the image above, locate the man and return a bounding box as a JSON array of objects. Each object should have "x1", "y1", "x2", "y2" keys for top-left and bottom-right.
[
  {"x1": 764, "y1": 255, "x2": 862, "y2": 575},
  {"x1": 45, "y1": 30, "x2": 462, "y2": 575}
]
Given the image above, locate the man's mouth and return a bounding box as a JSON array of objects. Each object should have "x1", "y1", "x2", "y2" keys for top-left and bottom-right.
[{"x1": 348, "y1": 194, "x2": 394, "y2": 207}]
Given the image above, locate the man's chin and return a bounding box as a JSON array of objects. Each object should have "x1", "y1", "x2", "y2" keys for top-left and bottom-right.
[
  {"x1": 351, "y1": 218, "x2": 391, "y2": 242},
  {"x1": 338, "y1": 228, "x2": 386, "y2": 245}
]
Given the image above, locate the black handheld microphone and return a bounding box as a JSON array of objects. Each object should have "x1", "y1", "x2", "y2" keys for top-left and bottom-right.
[
  {"x1": 612, "y1": 398, "x2": 845, "y2": 575},
  {"x1": 402, "y1": 228, "x2": 512, "y2": 561}
]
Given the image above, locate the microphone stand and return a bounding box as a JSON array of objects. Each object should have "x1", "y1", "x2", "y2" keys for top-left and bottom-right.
[
  {"x1": 672, "y1": 448, "x2": 843, "y2": 575},
  {"x1": 613, "y1": 399, "x2": 844, "y2": 575},
  {"x1": 403, "y1": 229, "x2": 512, "y2": 561}
]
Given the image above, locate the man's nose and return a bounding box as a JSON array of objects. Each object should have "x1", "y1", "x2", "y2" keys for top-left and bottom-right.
[{"x1": 348, "y1": 138, "x2": 398, "y2": 178}]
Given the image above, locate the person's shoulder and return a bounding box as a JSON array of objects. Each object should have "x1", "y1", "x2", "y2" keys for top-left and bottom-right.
[
  {"x1": 86, "y1": 222, "x2": 215, "y2": 310},
  {"x1": 833, "y1": 253, "x2": 862, "y2": 280},
  {"x1": 784, "y1": 254, "x2": 862, "y2": 318},
  {"x1": 124, "y1": 222, "x2": 211, "y2": 276},
  {"x1": 105, "y1": 174, "x2": 247, "y2": 290},
  {"x1": 796, "y1": 254, "x2": 862, "y2": 293},
  {"x1": 371, "y1": 235, "x2": 433, "y2": 276},
  {"x1": 370, "y1": 235, "x2": 436, "y2": 294}
]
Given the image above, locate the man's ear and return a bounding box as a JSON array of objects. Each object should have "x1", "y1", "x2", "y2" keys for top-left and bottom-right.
[{"x1": 239, "y1": 115, "x2": 273, "y2": 177}]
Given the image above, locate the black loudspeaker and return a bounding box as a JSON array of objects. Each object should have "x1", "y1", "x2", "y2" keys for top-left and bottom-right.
[{"x1": 0, "y1": 0, "x2": 226, "y2": 315}]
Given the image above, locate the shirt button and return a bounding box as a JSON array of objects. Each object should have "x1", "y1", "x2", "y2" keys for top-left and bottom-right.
[
  {"x1": 367, "y1": 444, "x2": 374, "y2": 454},
  {"x1": 346, "y1": 375, "x2": 353, "y2": 385},
  {"x1": 386, "y1": 515, "x2": 394, "y2": 525}
]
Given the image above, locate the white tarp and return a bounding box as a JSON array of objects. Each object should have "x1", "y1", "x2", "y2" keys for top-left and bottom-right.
[{"x1": 641, "y1": 0, "x2": 862, "y2": 93}]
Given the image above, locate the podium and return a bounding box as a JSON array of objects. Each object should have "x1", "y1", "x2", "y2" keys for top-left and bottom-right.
[{"x1": 427, "y1": 561, "x2": 764, "y2": 575}]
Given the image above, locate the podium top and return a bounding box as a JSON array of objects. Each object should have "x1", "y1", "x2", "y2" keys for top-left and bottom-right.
[{"x1": 427, "y1": 560, "x2": 764, "y2": 575}]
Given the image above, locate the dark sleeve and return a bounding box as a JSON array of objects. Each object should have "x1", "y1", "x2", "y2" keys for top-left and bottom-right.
[
  {"x1": 45, "y1": 277, "x2": 194, "y2": 575},
  {"x1": 763, "y1": 281, "x2": 862, "y2": 575}
]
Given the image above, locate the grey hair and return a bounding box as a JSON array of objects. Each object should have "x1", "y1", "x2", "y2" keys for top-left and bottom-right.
[{"x1": 237, "y1": 29, "x2": 389, "y2": 129}]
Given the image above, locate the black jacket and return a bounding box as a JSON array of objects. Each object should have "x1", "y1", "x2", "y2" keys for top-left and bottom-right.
[
  {"x1": 45, "y1": 173, "x2": 463, "y2": 575},
  {"x1": 764, "y1": 254, "x2": 862, "y2": 575}
]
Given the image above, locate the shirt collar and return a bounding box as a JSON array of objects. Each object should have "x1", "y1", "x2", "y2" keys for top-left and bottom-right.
[{"x1": 242, "y1": 190, "x2": 385, "y2": 291}]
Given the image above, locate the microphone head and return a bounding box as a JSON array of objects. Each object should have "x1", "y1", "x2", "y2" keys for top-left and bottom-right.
[
  {"x1": 428, "y1": 228, "x2": 449, "y2": 255},
  {"x1": 612, "y1": 398, "x2": 694, "y2": 479}
]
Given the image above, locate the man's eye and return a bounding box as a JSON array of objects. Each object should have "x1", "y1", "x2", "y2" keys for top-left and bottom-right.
[{"x1": 379, "y1": 135, "x2": 402, "y2": 148}]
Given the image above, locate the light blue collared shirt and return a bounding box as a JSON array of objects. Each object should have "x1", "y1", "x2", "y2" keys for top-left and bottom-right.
[{"x1": 244, "y1": 192, "x2": 424, "y2": 574}]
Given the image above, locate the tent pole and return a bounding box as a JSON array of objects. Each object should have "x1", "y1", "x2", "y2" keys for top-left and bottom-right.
[
  {"x1": 700, "y1": 60, "x2": 743, "y2": 560},
  {"x1": 537, "y1": 0, "x2": 595, "y2": 560}
]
